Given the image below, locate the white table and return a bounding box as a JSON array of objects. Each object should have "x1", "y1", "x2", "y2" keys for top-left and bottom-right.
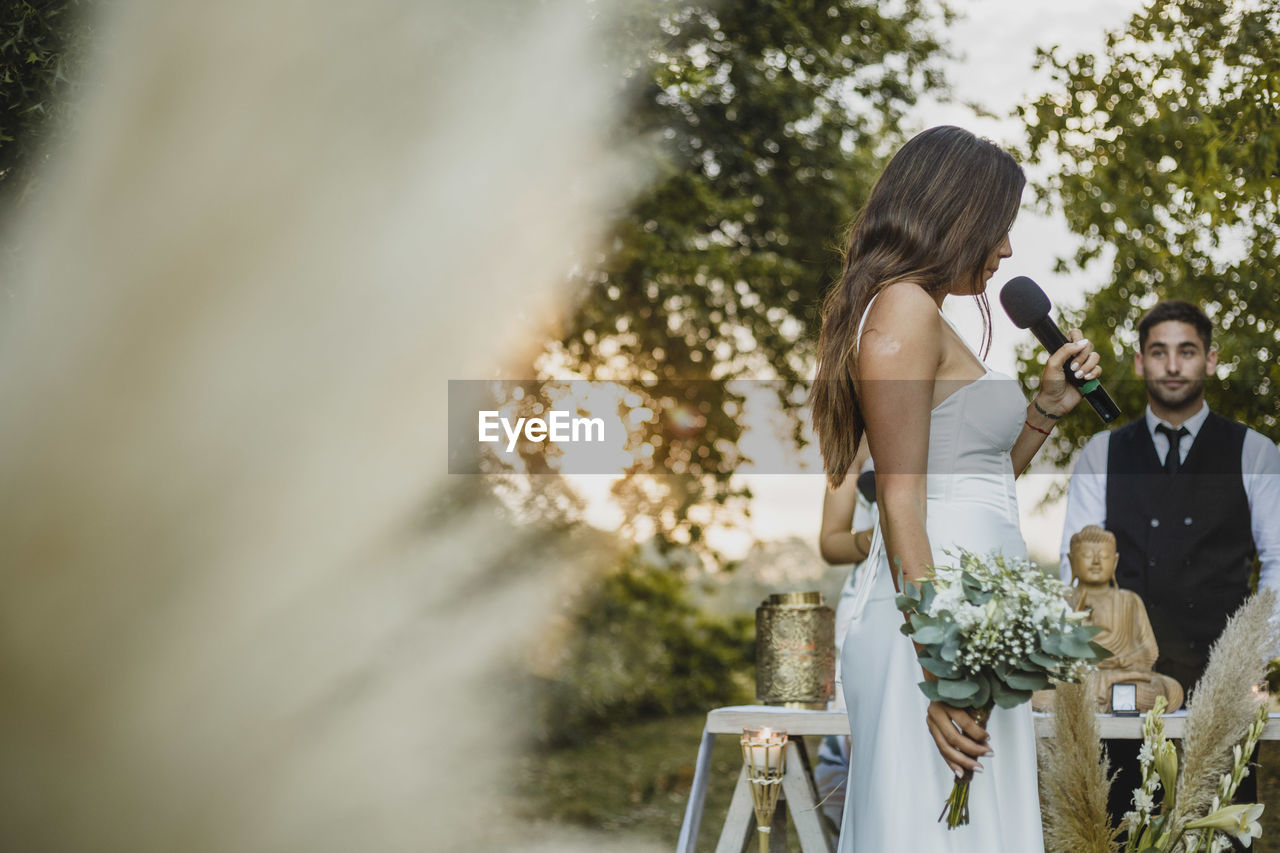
[
  {"x1": 677, "y1": 705, "x2": 1280, "y2": 853},
  {"x1": 677, "y1": 707, "x2": 843, "y2": 853}
]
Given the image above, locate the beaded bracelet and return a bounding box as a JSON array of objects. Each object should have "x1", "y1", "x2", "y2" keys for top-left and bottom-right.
[
  {"x1": 1032, "y1": 399, "x2": 1062, "y2": 420},
  {"x1": 1024, "y1": 419, "x2": 1053, "y2": 436}
]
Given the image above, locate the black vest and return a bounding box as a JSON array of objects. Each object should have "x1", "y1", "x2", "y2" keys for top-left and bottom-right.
[{"x1": 1105, "y1": 413, "x2": 1254, "y2": 687}]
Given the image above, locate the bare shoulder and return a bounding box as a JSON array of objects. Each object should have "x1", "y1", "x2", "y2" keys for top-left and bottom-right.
[
  {"x1": 865, "y1": 280, "x2": 939, "y2": 320},
  {"x1": 857, "y1": 281, "x2": 942, "y2": 378}
]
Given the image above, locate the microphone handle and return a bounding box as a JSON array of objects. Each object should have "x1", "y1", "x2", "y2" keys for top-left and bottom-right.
[{"x1": 1028, "y1": 319, "x2": 1122, "y2": 424}]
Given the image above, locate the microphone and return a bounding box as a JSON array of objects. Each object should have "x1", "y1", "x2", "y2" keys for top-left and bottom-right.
[{"x1": 1000, "y1": 276, "x2": 1121, "y2": 423}]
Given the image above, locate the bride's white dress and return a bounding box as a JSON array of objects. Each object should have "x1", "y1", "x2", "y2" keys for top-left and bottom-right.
[{"x1": 837, "y1": 306, "x2": 1044, "y2": 852}]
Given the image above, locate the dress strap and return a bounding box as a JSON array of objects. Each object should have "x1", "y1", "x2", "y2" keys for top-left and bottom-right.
[
  {"x1": 846, "y1": 291, "x2": 888, "y2": 624},
  {"x1": 855, "y1": 290, "x2": 884, "y2": 352},
  {"x1": 937, "y1": 306, "x2": 992, "y2": 375}
]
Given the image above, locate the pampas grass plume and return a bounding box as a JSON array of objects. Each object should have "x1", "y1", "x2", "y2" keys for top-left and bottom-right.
[
  {"x1": 0, "y1": 0, "x2": 654, "y2": 850},
  {"x1": 1168, "y1": 588, "x2": 1280, "y2": 843},
  {"x1": 1038, "y1": 674, "x2": 1120, "y2": 853}
]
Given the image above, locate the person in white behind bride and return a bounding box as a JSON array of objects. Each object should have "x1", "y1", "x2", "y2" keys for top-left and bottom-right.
[
  {"x1": 809, "y1": 126, "x2": 1102, "y2": 852},
  {"x1": 813, "y1": 446, "x2": 877, "y2": 830}
]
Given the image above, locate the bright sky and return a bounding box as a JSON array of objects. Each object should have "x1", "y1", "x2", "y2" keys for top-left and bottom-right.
[{"x1": 576, "y1": 0, "x2": 1151, "y2": 564}]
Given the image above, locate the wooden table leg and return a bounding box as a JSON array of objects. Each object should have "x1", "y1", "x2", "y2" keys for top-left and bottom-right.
[
  {"x1": 714, "y1": 766, "x2": 756, "y2": 853},
  {"x1": 677, "y1": 724, "x2": 716, "y2": 853},
  {"x1": 782, "y1": 740, "x2": 834, "y2": 853}
]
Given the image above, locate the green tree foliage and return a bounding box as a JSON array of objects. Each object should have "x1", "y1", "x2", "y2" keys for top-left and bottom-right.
[
  {"x1": 1019, "y1": 0, "x2": 1280, "y2": 465},
  {"x1": 0, "y1": 0, "x2": 93, "y2": 210},
  {"x1": 538, "y1": 0, "x2": 949, "y2": 543},
  {"x1": 533, "y1": 550, "x2": 754, "y2": 744}
]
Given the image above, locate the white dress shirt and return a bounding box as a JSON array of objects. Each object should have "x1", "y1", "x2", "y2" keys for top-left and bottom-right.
[{"x1": 1059, "y1": 403, "x2": 1280, "y2": 596}]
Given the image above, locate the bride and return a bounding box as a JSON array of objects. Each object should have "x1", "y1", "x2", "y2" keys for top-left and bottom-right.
[{"x1": 809, "y1": 126, "x2": 1102, "y2": 851}]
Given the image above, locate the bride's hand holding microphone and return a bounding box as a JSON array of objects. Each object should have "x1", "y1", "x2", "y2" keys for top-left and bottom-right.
[{"x1": 1032, "y1": 329, "x2": 1102, "y2": 422}]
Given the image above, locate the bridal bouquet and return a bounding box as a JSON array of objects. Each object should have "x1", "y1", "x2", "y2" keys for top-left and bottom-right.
[{"x1": 895, "y1": 548, "x2": 1110, "y2": 828}]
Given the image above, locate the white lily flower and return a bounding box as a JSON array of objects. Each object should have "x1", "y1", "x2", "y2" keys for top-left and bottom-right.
[
  {"x1": 1186, "y1": 803, "x2": 1265, "y2": 847},
  {"x1": 1234, "y1": 803, "x2": 1265, "y2": 847}
]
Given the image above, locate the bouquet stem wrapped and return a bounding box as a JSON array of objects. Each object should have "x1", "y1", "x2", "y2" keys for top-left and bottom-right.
[{"x1": 939, "y1": 704, "x2": 991, "y2": 828}]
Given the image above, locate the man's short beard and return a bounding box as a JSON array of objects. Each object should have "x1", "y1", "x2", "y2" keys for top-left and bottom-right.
[{"x1": 1146, "y1": 376, "x2": 1205, "y2": 411}]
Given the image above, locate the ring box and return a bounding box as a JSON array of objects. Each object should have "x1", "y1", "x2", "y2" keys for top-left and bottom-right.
[{"x1": 1111, "y1": 682, "x2": 1139, "y2": 716}]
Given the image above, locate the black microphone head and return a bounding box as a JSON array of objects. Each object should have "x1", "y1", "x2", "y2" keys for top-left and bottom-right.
[{"x1": 1000, "y1": 276, "x2": 1052, "y2": 329}]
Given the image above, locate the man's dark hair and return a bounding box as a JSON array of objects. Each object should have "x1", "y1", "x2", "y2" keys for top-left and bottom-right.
[{"x1": 1138, "y1": 300, "x2": 1213, "y2": 352}]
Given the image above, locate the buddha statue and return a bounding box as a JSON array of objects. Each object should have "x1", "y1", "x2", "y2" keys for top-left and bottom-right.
[{"x1": 1065, "y1": 525, "x2": 1184, "y2": 713}]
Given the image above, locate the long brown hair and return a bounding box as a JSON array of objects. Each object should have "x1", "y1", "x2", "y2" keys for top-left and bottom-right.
[{"x1": 810, "y1": 126, "x2": 1025, "y2": 487}]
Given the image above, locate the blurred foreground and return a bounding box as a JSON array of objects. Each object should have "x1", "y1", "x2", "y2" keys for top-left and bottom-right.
[{"x1": 0, "y1": 0, "x2": 654, "y2": 850}]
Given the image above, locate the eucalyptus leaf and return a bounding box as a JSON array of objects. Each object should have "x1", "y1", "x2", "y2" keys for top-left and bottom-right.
[
  {"x1": 964, "y1": 586, "x2": 995, "y2": 606},
  {"x1": 1060, "y1": 636, "x2": 1094, "y2": 659},
  {"x1": 1088, "y1": 641, "x2": 1114, "y2": 661},
  {"x1": 918, "y1": 583, "x2": 936, "y2": 614},
  {"x1": 939, "y1": 624, "x2": 961, "y2": 659},
  {"x1": 1028, "y1": 650, "x2": 1058, "y2": 669},
  {"x1": 898, "y1": 569, "x2": 919, "y2": 602},
  {"x1": 1079, "y1": 623, "x2": 1103, "y2": 641},
  {"x1": 1039, "y1": 632, "x2": 1064, "y2": 656},
  {"x1": 1071, "y1": 624, "x2": 1099, "y2": 644},
  {"x1": 919, "y1": 654, "x2": 959, "y2": 679},
  {"x1": 937, "y1": 678, "x2": 980, "y2": 701},
  {"x1": 911, "y1": 623, "x2": 947, "y2": 645},
  {"x1": 1005, "y1": 670, "x2": 1050, "y2": 691},
  {"x1": 971, "y1": 672, "x2": 992, "y2": 708},
  {"x1": 989, "y1": 678, "x2": 1030, "y2": 709}
]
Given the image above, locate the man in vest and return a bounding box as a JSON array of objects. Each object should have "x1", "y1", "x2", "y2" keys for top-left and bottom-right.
[{"x1": 1059, "y1": 299, "x2": 1280, "y2": 827}]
